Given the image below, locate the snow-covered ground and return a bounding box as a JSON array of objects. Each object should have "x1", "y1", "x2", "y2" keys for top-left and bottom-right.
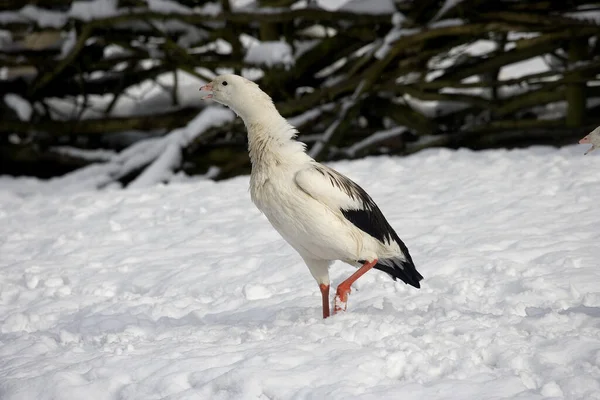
[{"x1": 1, "y1": 146, "x2": 600, "y2": 400}]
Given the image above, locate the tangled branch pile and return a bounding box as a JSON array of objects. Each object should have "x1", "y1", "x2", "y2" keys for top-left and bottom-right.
[{"x1": 2, "y1": 0, "x2": 600, "y2": 186}]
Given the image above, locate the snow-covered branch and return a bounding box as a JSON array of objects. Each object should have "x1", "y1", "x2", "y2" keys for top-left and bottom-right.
[{"x1": 45, "y1": 107, "x2": 235, "y2": 191}]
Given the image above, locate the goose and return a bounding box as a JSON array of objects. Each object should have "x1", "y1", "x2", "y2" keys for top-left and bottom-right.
[
  {"x1": 199, "y1": 74, "x2": 423, "y2": 318},
  {"x1": 579, "y1": 126, "x2": 600, "y2": 155}
]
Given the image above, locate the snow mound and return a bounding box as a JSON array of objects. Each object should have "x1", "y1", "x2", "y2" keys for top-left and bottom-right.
[{"x1": 1, "y1": 146, "x2": 600, "y2": 399}]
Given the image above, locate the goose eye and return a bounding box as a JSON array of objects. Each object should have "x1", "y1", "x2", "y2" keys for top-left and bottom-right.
[{"x1": 222, "y1": 81, "x2": 228, "y2": 86}]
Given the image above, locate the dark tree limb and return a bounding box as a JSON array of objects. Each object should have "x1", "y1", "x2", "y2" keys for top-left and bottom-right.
[{"x1": 0, "y1": 108, "x2": 201, "y2": 136}]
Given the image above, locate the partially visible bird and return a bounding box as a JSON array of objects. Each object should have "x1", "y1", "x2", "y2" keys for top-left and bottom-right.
[
  {"x1": 579, "y1": 126, "x2": 600, "y2": 155},
  {"x1": 199, "y1": 74, "x2": 423, "y2": 318}
]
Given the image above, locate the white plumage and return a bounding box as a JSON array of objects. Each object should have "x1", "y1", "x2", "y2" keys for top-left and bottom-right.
[
  {"x1": 579, "y1": 126, "x2": 600, "y2": 155},
  {"x1": 200, "y1": 74, "x2": 422, "y2": 318}
]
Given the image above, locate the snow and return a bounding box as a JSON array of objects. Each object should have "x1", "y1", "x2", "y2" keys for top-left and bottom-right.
[
  {"x1": 309, "y1": 81, "x2": 364, "y2": 158},
  {"x1": 4, "y1": 107, "x2": 234, "y2": 194},
  {"x1": 500, "y1": 56, "x2": 551, "y2": 81},
  {"x1": 126, "y1": 107, "x2": 233, "y2": 188},
  {"x1": 0, "y1": 11, "x2": 23, "y2": 26},
  {"x1": 464, "y1": 39, "x2": 498, "y2": 56},
  {"x1": 339, "y1": 0, "x2": 395, "y2": 15},
  {"x1": 51, "y1": 146, "x2": 117, "y2": 162},
  {"x1": 344, "y1": 126, "x2": 406, "y2": 156},
  {"x1": 60, "y1": 29, "x2": 77, "y2": 59},
  {"x1": 428, "y1": 18, "x2": 464, "y2": 28},
  {"x1": 316, "y1": 56, "x2": 348, "y2": 79},
  {"x1": 402, "y1": 94, "x2": 469, "y2": 118},
  {"x1": 147, "y1": 0, "x2": 193, "y2": 14},
  {"x1": 19, "y1": 5, "x2": 67, "y2": 28},
  {"x1": 288, "y1": 102, "x2": 336, "y2": 128},
  {"x1": 230, "y1": 0, "x2": 255, "y2": 10},
  {"x1": 432, "y1": 0, "x2": 465, "y2": 21},
  {"x1": 193, "y1": 2, "x2": 221, "y2": 16},
  {"x1": 566, "y1": 10, "x2": 600, "y2": 24},
  {"x1": 315, "y1": 0, "x2": 352, "y2": 10},
  {"x1": 4, "y1": 93, "x2": 32, "y2": 121},
  {"x1": 374, "y1": 13, "x2": 414, "y2": 60},
  {"x1": 0, "y1": 1, "x2": 120, "y2": 26},
  {"x1": 1, "y1": 146, "x2": 600, "y2": 399},
  {"x1": 45, "y1": 68, "x2": 209, "y2": 121},
  {"x1": 244, "y1": 41, "x2": 294, "y2": 68},
  {"x1": 425, "y1": 39, "x2": 497, "y2": 83},
  {"x1": 0, "y1": 29, "x2": 10, "y2": 44},
  {"x1": 69, "y1": 0, "x2": 119, "y2": 21},
  {"x1": 376, "y1": 29, "x2": 418, "y2": 59}
]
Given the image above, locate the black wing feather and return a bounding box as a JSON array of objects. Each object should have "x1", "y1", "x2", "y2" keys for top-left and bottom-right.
[
  {"x1": 314, "y1": 165, "x2": 423, "y2": 288},
  {"x1": 314, "y1": 164, "x2": 394, "y2": 243}
]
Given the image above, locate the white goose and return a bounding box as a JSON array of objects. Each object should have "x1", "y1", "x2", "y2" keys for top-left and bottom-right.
[
  {"x1": 200, "y1": 74, "x2": 423, "y2": 318},
  {"x1": 579, "y1": 126, "x2": 600, "y2": 155}
]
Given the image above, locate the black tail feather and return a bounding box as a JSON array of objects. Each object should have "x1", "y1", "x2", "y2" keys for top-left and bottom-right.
[
  {"x1": 374, "y1": 258, "x2": 423, "y2": 288},
  {"x1": 373, "y1": 235, "x2": 423, "y2": 288}
]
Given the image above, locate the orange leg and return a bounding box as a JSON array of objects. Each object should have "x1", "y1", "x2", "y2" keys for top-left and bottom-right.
[
  {"x1": 334, "y1": 259, "x2": 378, "y2": 314},
  {"x1": 319, "y1": 284, "x2": 330, "y2": 319}
]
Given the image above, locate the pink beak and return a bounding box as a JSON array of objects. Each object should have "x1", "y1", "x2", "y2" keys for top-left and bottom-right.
[
  {"x1": 579, "y1": 135, "x2": 590, "y2": 144},
  {"x1": 199, "y1": 83, "x2": 213, "y2": 100}
]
